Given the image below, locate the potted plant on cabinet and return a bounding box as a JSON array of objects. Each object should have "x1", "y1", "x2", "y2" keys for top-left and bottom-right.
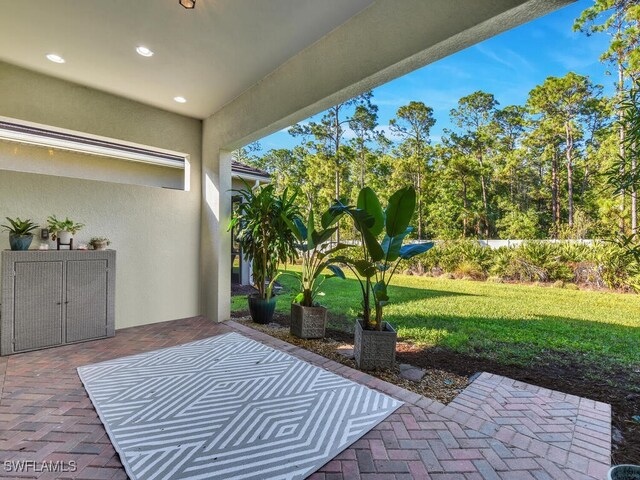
[
  {"x1": 331, "y1": 186, "x2": 434, "y2": 370},
  {"x1": 229, "y1": 183, "x2": 300, "y2": 324},
  {"x1": 47, "y1": 216, "x2": 84, "y2": 245},
  {"x1": 89, "y1": 237, "x2": 110, "y2": 250},
  {"x1": 1, "y1": 217, "x2": 38, "y2": 251},
  {"x1": 282, "y1": 208, "x2": 346, "y2": 339}
]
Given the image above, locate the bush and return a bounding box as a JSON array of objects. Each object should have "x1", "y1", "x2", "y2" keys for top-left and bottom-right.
[
  {"x1": 592, "y1": 242, "x2": 639, "y2": 291},
  {"x1": 434, "y1": 240, "x2": 494, "y2": 275},
  {"x1": 390, "y1": 239, "x2": 638, "y2": 292},
  {"x1": 454, "y1": 260, "x2": 486, "y2": 280},
  {"x1": 490, "y1": 242, "x2": 572, "y2": 282}
]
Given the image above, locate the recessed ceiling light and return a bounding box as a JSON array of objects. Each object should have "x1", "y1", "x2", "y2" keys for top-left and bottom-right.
[
  {"x1": 179, "y1": 0, "x2": 196, "y2": 9},
  {"x1": 136, "y1": 46, "x2": 154, "y2": 57},
  {"x1": 174, "y1": 96, "x2": 187, "y2": 103},
  {"x1": 46, "y1": 53, "x2": 65, "y2": 64}
]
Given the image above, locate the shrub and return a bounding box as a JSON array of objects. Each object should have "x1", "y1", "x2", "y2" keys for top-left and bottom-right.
[
  {"x1": 592, "y1": 242, "x2": 639, "y2": 291},
  {"x1": 433, "y1": 240, "x2": 494, "y2": 275},
  {"x1": 454, "y1": 260, "x2": 486, "y2": 280},
  {"x1": 397, "y1": 238, "x2": 638, "y2": 292}
]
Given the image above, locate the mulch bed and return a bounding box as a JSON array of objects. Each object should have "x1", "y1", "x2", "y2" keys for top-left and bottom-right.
[
  {"x1": 233, "y1": 312, "x2": 468, "y2": 404},
  {"x1": 232, "y1": 308, "x2": 640, "y2": 465}
]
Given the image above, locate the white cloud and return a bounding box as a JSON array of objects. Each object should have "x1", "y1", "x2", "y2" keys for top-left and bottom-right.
[{"x1": 473, "y1": 44, "x2": 535, "y2": 74}]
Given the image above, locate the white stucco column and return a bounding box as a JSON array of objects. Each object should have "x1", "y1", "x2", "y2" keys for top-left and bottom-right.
[{"x1": 201, "y1": 123, "x2": 232, "y2": 321}]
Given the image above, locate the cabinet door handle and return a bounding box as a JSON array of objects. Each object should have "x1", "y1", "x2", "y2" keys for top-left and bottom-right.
[{"x1": 56, "y1": 302, "x2": 61, "y2": 305}]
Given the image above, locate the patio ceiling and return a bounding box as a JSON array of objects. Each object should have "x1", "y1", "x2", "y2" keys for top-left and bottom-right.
[{"x1": 0, "y1": 0, "x2": 374, "y2": 119}]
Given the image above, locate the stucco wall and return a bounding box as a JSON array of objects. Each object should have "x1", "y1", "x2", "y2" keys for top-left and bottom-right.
[{"x1": 0, "y1": 62, "x2": 202, "y2": 329}]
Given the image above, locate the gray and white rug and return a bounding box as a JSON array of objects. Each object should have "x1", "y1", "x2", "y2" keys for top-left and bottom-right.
[{"x1": 78, "y1": 332, "x2": 402, "y2": 480}]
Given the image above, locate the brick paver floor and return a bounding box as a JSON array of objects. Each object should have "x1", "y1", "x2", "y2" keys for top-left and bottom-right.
[{"x1": 0, "y1": 317, "x2": 611, "y2": 479}]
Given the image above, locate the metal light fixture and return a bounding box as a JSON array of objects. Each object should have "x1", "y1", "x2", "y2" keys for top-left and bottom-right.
[{"x1": 179, "y1": 0, "x2": 195, "y2": 9}]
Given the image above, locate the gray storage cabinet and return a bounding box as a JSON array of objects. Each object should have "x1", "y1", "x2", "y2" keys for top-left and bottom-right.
[{"x1": 1, "y1": 250, "x2": 115, "y2": 355}]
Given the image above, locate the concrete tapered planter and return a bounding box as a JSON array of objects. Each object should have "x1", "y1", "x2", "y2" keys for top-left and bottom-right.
[
  {"x1": 290, "y1": 303, "x2": 327, "y2": 339},
  {"x1": 354, "y1": 320, "x2": 397, "y2": 370}
]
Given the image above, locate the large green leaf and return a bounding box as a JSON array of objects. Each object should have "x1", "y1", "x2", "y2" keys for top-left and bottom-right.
[
  {"x1": 373, "y1": 281, "x2": 389, "y2": 302},
  {"x1": 294, "y1": 217, "x2": 307, "y2": 241},
  {"x1": 357, "y1": 187, "x2": 384, "y2": 236},
  {"x1": 281, "y1": 214, "x2": 304, "y2": 242},
  {"x1": 325, "y1": 264, "x2": 345, "y2": 279},
  {"x1": 353, "y1": 209, "x2": 375, "y2": 231},
  {"x1": 386, "y1": 186, "x2": 416, "y2": 237},
  {"x1": 399, "y1": 242, "x2": 434, "y2": 260},
  {"x1": 321, "y1": 204, "x2": 346, "y2": 228},
  {"x1": 362, "y1": 226, "x2": 384, "y2": 262},
  {"x1": 311, "y1": 227, "x2": 337, "y2": 248},
  {"x1": 381, "y1": 227, "x2": 413, "y2": 262},
  {"x1": 354, "y1": 260, "x2": 377, "y2": 278}
]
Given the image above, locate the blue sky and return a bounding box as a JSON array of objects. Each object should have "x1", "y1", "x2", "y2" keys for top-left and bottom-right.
[{"x1": 259, "y1": 0, "x2": 613, "y2": 151}]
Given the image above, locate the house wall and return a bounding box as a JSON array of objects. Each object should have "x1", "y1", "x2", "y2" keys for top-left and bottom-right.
[{"x1": 0, "y1": 62, "x2": 203, "y2": 329}]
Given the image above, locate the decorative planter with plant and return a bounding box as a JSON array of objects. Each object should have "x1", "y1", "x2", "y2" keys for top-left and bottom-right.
[
  {"x1": 89, "y1": 237, "x2": 110, "y2": 250},
  {"x1": 1, "y1": 217, "x2": 38, "y2": 251},
  {"x1": 282, "y1": 208, "x2": 346, "y2": 339},
  {"x1": 331, "y1": 186, "x2": 433, "y2": 370},
  {"x1": 229, "y1": 182, "x2": 300, "y2": 324},
  {"x1": 47, "y1": 216, "x2": 84, "y2": 245}
]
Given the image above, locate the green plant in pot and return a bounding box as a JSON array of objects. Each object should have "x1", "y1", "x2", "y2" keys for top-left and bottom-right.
[
  {"x1": 89, "y1": 237, "x2": 111, "y2": 250},
  {"x1": 1, "y1": 217, "x2": 38, "y2": 251},
  {"x1": 330, "y1": 186, "x2": 434, "y2": 370},
  {"x1": 282, "y1": 208, "x2": 347, "y2": 339},
  {"x1": 229, "y1": 183, "x2": 300, "y2": 324},
  {"x1": 47, "y1": 216, "x2": 84, "y2": 245}
]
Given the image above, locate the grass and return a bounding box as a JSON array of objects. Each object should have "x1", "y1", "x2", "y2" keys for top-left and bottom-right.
[{"x1": 232, "y1": 267, "x2": 640, "y2": 370}]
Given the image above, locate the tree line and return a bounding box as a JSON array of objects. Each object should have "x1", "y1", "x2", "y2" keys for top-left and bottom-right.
[{"x1": 237, "y1": 1, "x2": 640, "y2": 242}]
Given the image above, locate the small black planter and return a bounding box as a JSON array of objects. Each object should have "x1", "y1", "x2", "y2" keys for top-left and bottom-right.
[{"x1": 247, "y1": 294, "x2": 277, "y2": 324}]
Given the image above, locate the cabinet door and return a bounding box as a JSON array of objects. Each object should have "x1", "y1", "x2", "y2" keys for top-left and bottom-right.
[
  {"x1": 14, "y1": 261, "x2": 63, "y2": 352},
  {"x1": 66, "y1": 260, "x2": 108, "y2": 343}
]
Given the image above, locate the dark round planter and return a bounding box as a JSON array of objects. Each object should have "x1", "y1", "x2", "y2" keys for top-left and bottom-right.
[
  {"x1": 609, "y1": 465, "x2": 640, "y2": 480},
  {"x1": 9, "y1": 234, "x2": 33, "y2": 251},
  {"x1": 247, "y1": 294, "x2": 277, "y2": 324}
]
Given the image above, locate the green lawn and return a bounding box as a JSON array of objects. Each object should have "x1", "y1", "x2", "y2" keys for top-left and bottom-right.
[{"x1": 232, "y1": 268, "x2": 640, "y2": 369}]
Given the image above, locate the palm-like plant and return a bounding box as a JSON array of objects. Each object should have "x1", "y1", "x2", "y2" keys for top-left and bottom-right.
[
  {"x1": 330, "y1": 186, "x2": 434, "y2": 330},
  {"x1": 283, "y1": 208, "x2": 346, "y2": 307},
  {"x1": 229, "y1": 182, "x2": 300, "y2": 300},
  {"x1": 2, "y1": 217, "x2": 38, "y2": 236}
]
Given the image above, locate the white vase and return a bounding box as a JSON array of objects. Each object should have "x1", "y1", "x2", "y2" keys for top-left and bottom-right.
[{"x1": 58, "y1": 230, "x2": 73, "y2": 244}]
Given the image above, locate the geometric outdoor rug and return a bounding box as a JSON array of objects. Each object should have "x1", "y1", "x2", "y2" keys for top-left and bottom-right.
[{"x1": 78, "y1": 332, "x2": 402, "y2": 480}]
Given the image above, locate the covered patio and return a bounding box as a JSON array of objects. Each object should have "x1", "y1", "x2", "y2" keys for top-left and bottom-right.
[
  {"x1": 0, "y1": 0, "x2": 615, "y2": 478},
  {"x1": 0, "y1": 318, "x2": 610, "y2": 479}
]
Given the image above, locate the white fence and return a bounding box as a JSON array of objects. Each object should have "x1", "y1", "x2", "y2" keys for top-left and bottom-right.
[{"x1": 331, "y1": 239, "x2": 596, "y2": 250}]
